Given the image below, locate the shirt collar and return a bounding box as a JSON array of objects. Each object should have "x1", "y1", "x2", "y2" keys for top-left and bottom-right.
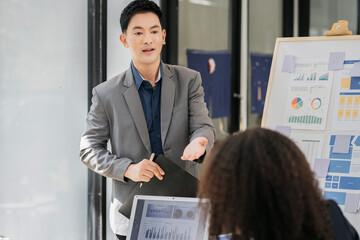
[{"x1": 131, "y1": 61, "x2": 162, "y2": 90}]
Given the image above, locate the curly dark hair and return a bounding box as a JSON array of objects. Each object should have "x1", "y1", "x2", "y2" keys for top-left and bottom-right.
[
  {"x1": 198, "y1": 128, "x2": 333, "y2": 240},
  {"x1": 120, "y1": 0, "x2": 163, "y2": 33}
]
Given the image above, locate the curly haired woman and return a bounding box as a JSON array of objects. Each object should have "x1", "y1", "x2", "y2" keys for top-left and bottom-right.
[{"x1": 198, "y1": 128, "x2": 359, "y2": 240}]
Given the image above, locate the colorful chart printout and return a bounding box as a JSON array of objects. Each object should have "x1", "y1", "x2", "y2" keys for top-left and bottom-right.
[
  {"x1": 284, "y1": 59, "x2": 333, "y2": 130},
  {"x1": 292, "y1": 97, "x2": 303, "y2": 109},
  {"x1": 311, "y1": 98, "x2": 322, "y2": 110},
  {"x1": 137, "y1": 202, "x2": 203, "y2": 240},
  {"x1": 332, "y1": 60, "x2": 360, "y2": 131},
  {"x1": 321, "y1": 135, "x2": 360, "y2": 207}
]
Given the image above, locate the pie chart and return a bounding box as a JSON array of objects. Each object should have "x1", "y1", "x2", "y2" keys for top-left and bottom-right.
[
  {"x1": 291, "y1": 97, "x2": 303, "y2": 109},
  {"x1": 311, "y1": 97, "x2": 322, "y2": 110},
  {"x1": 173, "y1": 209, "x2": 183, "y2": 218}
]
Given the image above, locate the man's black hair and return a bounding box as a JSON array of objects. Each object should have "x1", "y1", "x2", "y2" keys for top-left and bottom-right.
[{"x1": 120, "y1": 0, "x2": 163, "y2": 33}]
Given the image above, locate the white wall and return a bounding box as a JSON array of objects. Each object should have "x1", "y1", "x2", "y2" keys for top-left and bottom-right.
[
  {"x1": 107, "y1": 0, "x2": 133, "y2": 80},
  {"x1": 0, "y1": 0, "x2": 87, "y2": 239}
]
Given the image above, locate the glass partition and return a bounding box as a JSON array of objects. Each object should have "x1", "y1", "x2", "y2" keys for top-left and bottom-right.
[
  {"x1": 0, "y1": 0, "x2": 88, "y2": 239},
  {"x1": 248, "y1": 0, "x2": 282, "y2": 128},
  {"x1": 310, "y1": 0, "x2": 358, "y2": 36},
  {"x1": 178, "y1": 0, "x2": 231, "y2": 140}
]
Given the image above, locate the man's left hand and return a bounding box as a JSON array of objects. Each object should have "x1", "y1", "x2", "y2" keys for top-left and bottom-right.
[{"x1": 181, "y1": 137, "x2": 208, "y2": 161}]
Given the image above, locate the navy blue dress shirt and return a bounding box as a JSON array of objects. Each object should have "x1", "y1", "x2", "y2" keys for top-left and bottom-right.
[{"x1": 131, "y1": 62, "x2": 164, "y2": 158}]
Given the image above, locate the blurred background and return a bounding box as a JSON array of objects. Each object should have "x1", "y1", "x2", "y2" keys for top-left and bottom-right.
[{"x1": 0, "y1": 0, "x2": 359, "y2": 239}]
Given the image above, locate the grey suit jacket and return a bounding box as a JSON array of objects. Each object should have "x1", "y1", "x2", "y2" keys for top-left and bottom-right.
[{"x1": 80, "y1": 63, "x2": 215, "y2": 233}]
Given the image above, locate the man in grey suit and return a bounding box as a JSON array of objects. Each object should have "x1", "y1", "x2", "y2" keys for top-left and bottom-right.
[{"x1": 80, "y1": 0, "x2": 215, "y2": 238}]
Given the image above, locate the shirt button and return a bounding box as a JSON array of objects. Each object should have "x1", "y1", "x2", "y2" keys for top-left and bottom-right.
[
  {"x1": 157, "y1": 134, "x2": 160, "y2": 138},
  {"x1": 154, "y1": 114, "x2": 158, "y2": 119}
]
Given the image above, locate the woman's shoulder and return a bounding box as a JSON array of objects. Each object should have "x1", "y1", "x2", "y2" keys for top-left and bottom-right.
[{"x1": 325, "y1": 200, "x2": 359, "y2": 240}]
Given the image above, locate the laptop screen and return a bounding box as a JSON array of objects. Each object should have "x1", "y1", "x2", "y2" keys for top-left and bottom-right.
[{"x1": 127, "y1": 195, "x2": 209, "y2": 240}]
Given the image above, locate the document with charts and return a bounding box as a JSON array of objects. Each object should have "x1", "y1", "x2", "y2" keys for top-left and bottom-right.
[
  {"x1": 290, "y1": 132, "x2": 324, "y2": 169},
  {"x1": 331, "y1": 60, "x2": 360, "y2": 131},
  {"x1": 284, "y1": 59, "x2": 333, "y2": 130},
  {"x1": 320, "y1": 134, "x2": 360, "y2": 206}
]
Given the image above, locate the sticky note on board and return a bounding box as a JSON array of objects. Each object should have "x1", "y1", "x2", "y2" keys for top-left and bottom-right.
[
  {"x1": 328, "y1": 52, "x2": 345, "y2": 70},
  {"x1": 349, "y1": 62, "x2": 360, "y2": 77},
  {"x1": 333, "y1": 135, "x2": 351, "y2": 154},
  {"x1": 275, "y1": 126, "x2": 291, "y2": 138},
  {"x1": 341, "y1": 78, "x2": 351, "y2": 89},
  {"x1": 281, "y1": 55, "x2": 295, "y2": 73},
  {"x1": 313, "y1": 158, "x2": 330, "y2": 178},
  {"x1": 344, "y1": 193, "x2": 360, "y2": 213}
]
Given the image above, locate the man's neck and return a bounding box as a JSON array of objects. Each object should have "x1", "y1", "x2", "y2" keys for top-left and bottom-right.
[{"x1": 133, "y1": 61, "x2": 160, "y2": 86}]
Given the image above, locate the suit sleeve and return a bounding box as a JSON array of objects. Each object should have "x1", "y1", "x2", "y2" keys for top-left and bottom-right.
[
  {"x1": 188, "y1": 72, "x2": 216, "y2": 155},
  {"x1": 79, "y1": 88, "x2": 133, "y2": 182}
]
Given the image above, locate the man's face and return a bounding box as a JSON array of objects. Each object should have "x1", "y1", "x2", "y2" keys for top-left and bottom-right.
[{"x1": 120, "y1": 12, "x2": 166, "y2": 67}]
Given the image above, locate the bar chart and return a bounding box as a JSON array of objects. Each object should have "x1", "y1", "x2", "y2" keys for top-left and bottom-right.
[
  {"x1": 144, "y1": 225, "x2": 192, "y2": 240},
  {"x1": 307, "y1": 72, "x2": 317, "y2": 81},
  {"x1": 293, "y1": 73, "x2": 305, "y2": 81},
  {"x1": 288, "y1": 115, "x2": 322, "y2": 124}
]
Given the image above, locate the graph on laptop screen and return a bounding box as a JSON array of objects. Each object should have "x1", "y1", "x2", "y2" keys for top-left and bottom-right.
[{"x1": 128, "y1": 197, "x2": 208, "y2": 240}]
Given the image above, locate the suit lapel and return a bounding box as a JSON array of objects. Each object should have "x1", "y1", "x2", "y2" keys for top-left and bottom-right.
[
  {"x1": 161, "y1": 64, "x2": 175, "y2": 144},
  {"x1": 123, "y1": 68, "x2": 151, "y2": 153}
]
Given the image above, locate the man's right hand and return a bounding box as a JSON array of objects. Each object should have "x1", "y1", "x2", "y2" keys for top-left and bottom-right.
[{"x1": 124, "y1": 159, "x2": 165, "y2": 182}]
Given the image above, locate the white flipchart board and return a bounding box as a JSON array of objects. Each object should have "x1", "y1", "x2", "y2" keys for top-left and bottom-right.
[{"x1": 262, "y1": 35, "x2": 360, "y2": 233}]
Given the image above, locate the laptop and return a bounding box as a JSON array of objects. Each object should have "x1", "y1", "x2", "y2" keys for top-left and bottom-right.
[{"x1": 126, "y1": 195, "x2": 210, "y2": 240}]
